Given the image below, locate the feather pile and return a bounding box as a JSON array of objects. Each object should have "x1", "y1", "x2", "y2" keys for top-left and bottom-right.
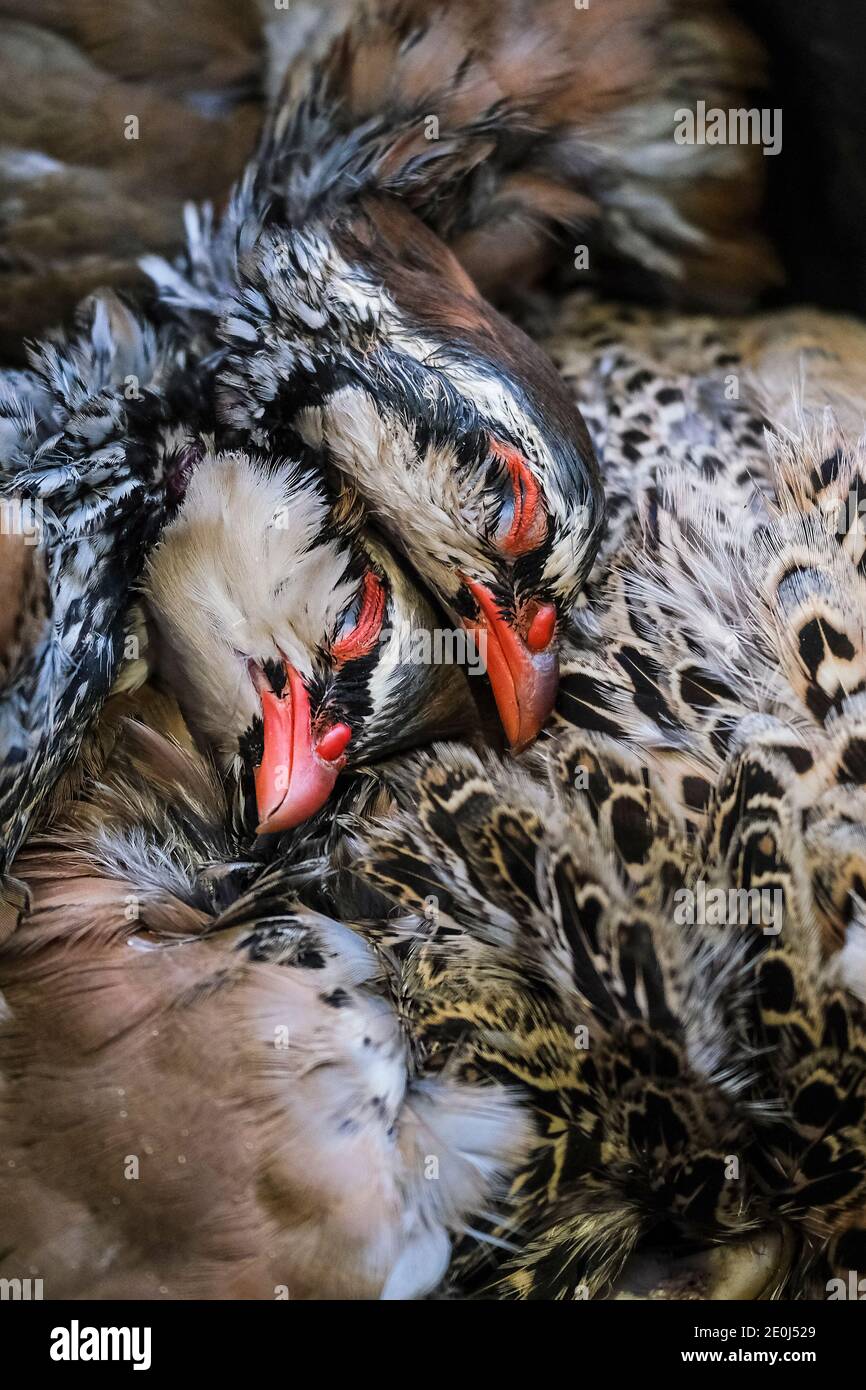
[
  {"x1": 4, "y1": 294, "x2": 866, "y2": 1298},
  {"x1": 3, "y1": 0, "x2": 866, "y2": 1302}
]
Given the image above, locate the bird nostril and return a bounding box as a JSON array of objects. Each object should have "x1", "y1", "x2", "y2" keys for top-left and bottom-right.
[
  {"x1": 316, "y1": 722, "x2": 352, "y2": 763},
  {"x1": 526, "y1": 602, "x2": 557, "y2": 653}
]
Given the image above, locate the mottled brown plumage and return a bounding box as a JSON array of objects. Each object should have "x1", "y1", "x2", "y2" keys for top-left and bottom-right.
[
  {"x1": 5, "y1": 0, "x2": 866, "y2": 1306},
  {"x1": 0, "y1": 689, "x2": 530, "y2": 1299},
  {"x1": 350, "y1": 723, "x2": 866, "y2": 1298},
  {"x1": 6, "y1": 306, "x2": 866, "y2": 1298},
  {"x1": 0, "y1": 0, "x2": 264, "y2": 355},
  {"x1": 273, "y1": 0, "x2": 777, "y2": 308}
]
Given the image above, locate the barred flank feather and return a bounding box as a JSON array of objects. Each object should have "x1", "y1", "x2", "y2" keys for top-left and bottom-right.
[{"x1": 352, "y1": 728, "x2": 866, "y2": 1298}]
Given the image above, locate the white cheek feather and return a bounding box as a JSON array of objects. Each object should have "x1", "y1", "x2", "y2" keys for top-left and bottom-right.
[
  {"x1": 297, "y1": 390, "x2": 470, "y2": 599},
  {"x1": 144, "y1": 451, "x2": 357, "y2": 756},
  {"x1": 362, "y1": 534, "x2": 421, "y2": 730},
  {"x1": 543, "y1": 519, "x2": 597, "y2": 597}
]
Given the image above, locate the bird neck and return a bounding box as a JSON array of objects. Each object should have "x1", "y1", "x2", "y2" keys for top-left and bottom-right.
[{"x1": 262, "y1": 0, "x2": 530, "y2": 235}]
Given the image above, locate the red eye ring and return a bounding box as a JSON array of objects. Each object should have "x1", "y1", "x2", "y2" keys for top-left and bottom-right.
[
  {"x1": 331, "y1": 571, "x2": 386, "y2": 663},
  {"x1": 490, "y1": 439, "x2": 548, "y2": 557}
]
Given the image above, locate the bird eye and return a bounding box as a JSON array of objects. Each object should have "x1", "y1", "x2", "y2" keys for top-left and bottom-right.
[
  {"x1": 331, "y1": 571, "x2": 386, "y2": 662},
  {"x1": 489, "y1": 439, "x2": 548, "y2": 557}
]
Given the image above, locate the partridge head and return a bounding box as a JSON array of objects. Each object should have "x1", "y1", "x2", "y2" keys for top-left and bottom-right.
[{"x1": 144, "y1": 446, "x2": 476, "y2": 834}]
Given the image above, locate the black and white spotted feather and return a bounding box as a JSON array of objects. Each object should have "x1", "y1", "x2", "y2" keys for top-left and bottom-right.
[{"x1": 0, "y1": 292, "x2": 211, "y2": 884}]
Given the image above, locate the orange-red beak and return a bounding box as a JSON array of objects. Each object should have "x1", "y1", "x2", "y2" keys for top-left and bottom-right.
[
  {"x1": 462, "y1": 578, "x2": 558, "y2": 750},
  {"x1": 253, "y1": 662, "x2": 351, "y2": 834}
]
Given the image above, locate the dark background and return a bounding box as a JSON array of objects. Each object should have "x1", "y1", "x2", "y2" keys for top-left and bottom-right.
[{"x1": 732, "y1": 0, "x2": 866, "y2": 316}]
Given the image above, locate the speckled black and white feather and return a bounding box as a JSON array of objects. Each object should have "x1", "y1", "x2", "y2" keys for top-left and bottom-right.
[{"x1": 0, "y1": 292, "x2": 211, "y2": 882}]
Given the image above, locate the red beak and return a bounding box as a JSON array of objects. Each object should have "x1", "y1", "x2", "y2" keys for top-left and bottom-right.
[
  {"x1": 462, "y1": 578, "x2": 559, "y2": 750},
  {"x1": 253, "y1": 663, "x2": 351, "y2": 834}
]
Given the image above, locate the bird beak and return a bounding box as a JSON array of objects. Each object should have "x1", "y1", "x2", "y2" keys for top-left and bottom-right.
[
  {"x1": 254, "y1": 663, "x2": 351, "y2": 834},
  {"x1": 461, "y1": 578, "x2": 558, "y2": 751}
]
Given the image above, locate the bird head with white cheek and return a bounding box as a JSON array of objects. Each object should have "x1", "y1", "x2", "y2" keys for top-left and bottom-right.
[
  {"x1": 258, "y1": 209, "x2": 601, "y2": 749},
  {"x1": 144, "y1": 447, "x2": 476, "y2": 834}
]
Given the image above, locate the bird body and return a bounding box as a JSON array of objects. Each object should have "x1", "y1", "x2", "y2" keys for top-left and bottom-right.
[
  {"x1": 0, "y1": 690, "x2": 531, "y2": 1300},
  {"x1": 352, "y1": 725, "x2": 866, "y2": 1299},
  {"x1": 0, "y1": 0, "x2": 263, "y2": 355},
  {"x1": 541, "y1": 293, "x2": 866, "y2": 866}
]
